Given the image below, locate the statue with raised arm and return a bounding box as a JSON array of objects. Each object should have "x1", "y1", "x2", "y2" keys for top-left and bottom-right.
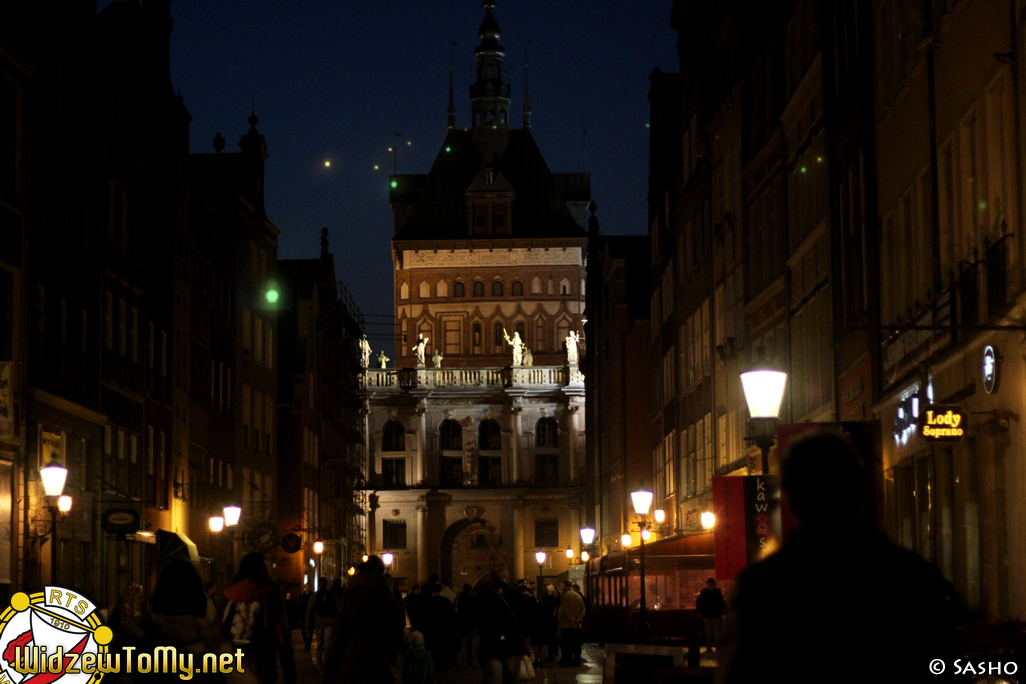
[
  {"x1": 359, "y1": 334, "x2": 372, "y2": 369},
  {"x1": 566, "y1": 331, "x2": 580, "y2": 365},
  {"x1": 502, "y1": 328, "x2": 524, "y2": 367},
  {"x1": 377, "y1": 350, "x2": 390, "y2": 368},
  {"x1": 432, "y1": 348, "x2": 444, "y2": 368},
  {"x1": 412, "y1": 334, "x2": 429, "y2": 367}
]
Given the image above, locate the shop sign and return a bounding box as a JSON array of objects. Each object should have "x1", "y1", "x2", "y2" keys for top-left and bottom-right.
[
  {"x1": 918, "y1": 405, "x2": 967, "y2": 442},
  {"x1": 101, "y1": 508, "x2": 140, "y2": 534},
  {"x1": 983, "y1": 346, "x2": 999, "y2": 394},
  {"x1": 712, "y1": 475, "x2": 781, "y2": 581}
]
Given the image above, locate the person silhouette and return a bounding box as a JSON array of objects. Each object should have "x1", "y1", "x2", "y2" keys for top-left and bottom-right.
[{"x1": 717, "y1": 430, "x2": 960, "y2": 684}]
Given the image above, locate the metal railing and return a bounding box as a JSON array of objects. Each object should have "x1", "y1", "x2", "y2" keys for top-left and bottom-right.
[{"x1": 361, "y1": 365, "x2": 577, "y2": 390}]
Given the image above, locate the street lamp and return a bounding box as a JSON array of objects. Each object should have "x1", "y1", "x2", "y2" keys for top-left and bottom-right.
[
  {"x1": 209, "y1": 516, "x2": 224, "y2": 533},
  {"x1": 223, "y1": 504, "x2": 241, "y2": 576},
  {"x1": 565, "y1": 546, "x2": 574, "y2": 560},
  {"x1": 580, "y1": 527, "x2": 595, "y2": 545},
  {"x1": 580, "y1": 551, "x2": 590, "y2": 562},
  {"x1": 621, "y1": 533, "x2": 632, "y2": 548},
  {"x1": 313, "y1": 540, "x2": 324, "y2": 591},
  {"x1": 632, "y1": 482, "x2": 653, "y2": 642},
  {"x1": 740, "y1": 346, "x2": 788, "y2": 474},
  {"x1": 653, "y1": 509, "x2": 666, "y2": 524},
  {"x1": 381, "y1": 551, "x2": 394, "y2": 567},
  {"x1": 39, "y1": 461, "x2": 68, "y2": 585},
  {"x1": 57, "y1": 496, "x2": 72, "y2": 514},
  {"x1": 535, "y1": 550, "x2": 547, "y2": 596},
  {"x1": 701, "y1": 511, "x2": 716, "y2": 530}
]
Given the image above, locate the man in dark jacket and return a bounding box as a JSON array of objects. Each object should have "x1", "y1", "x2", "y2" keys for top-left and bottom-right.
[
  {"x1": 718, "y1": 431, "x2": 960, "y2": 684},
  {"x1": 419, "y1": 584, "x2": 459, "y2": 671},
  {"x1": 323, "y1": 556, "x2": 404, "y2": 684},
  {"x1": 476, "y1": 578, "x2": 526, "y2": 684},
  {"x1": 695, "y1": 578, "x2": 726, "y2": 651},
  {"x1": 454, "y1": 584, "x2": 476, "y2": 666}
]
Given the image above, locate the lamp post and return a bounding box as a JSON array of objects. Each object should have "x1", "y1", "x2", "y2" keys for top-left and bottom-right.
[
  {"x1": 631, "y1": 482, "x2": 653, "y2": 642},
  {"x1": 40, "y1": 461, "x2": 68, "y2": 584},
  {"x1": 224, "y1": 504, "x2": 241, "y2": 576},
  {"x1": 535, "y1": 550, "x2": 547, "y2": 597},
  {"x1": 381, "y1": 551, "x2": 394, "y2": 568},
  {"x1": 314, "y1": 539, "x2": 325, "y2": 591},
  {"x1": 740, "y1": 346, "x2": 788, "y2": 475}
]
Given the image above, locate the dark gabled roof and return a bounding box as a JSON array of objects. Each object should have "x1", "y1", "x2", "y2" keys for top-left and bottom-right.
[
  {"x1": 390, "y1": 128, "x2": 589, "y2": 241},
  {"x1": 552, "y1": 173, "x2": 591, "y2": 202}
]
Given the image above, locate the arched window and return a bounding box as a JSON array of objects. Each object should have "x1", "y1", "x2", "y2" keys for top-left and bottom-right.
[
  {"x1": 536, "y1": 418, "x2": 559, "y2": 449},
  {"x1": 473, "y1": 323, "x2": 482, "y2": 347},
  {"x1": 492, "y1": 281, "x2": 504, "y2": 297},
  {"x1": 515, "y1": 322, "x2": 525, "y2": 341},
  {"x1": 382, "y1": 420, "x2": 406, "y2": 452},
  {"x1": 454, "y1": 282, "x2": 465, "y2": 298},
  {"x1": 439, "y1": 420, "x2": 463, "y2": 451},
  {"x1": 479, "y1": 419, "x2": 502, "y2": 450},
  {"x1": 494, "y1": 322, "x2": 504, "y2": 348},
  {"x1": 512, "y1": 281, "x2": 523, "y2": 296},
  {"x1": 473, "y1": 281, "x2": 485, "y2": 297}
]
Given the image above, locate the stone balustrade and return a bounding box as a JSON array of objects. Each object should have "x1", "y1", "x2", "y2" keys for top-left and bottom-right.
[{"x1": 361, "y1": 365, "x2": 583, "y2": 390}]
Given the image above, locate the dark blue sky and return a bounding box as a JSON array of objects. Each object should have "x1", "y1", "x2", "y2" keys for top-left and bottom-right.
[{"x1": 155, "y1": 0, "x2": 676, "y2": 326}]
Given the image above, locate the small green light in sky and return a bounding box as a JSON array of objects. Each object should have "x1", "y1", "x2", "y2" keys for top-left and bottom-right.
[
  {"x1": 266, "y1": 289, "x2": 279, "y2": 304},
  {"x1": 446, "y1": 146, "x2": 451, "y2": 152},
  {"x1": 391, "y1": 180, "x2": 398, "y2": 188},
  {"x1": 800, "y1": 166, "x2": 807, "y2": 173},
  {"x1": 645, "y1": 123, "x2": 650, "y2": 128}
]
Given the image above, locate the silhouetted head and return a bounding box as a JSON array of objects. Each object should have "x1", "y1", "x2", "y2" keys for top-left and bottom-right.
[
  {"x1": 706, "y1": 578, "x2": 716, "y2": 587},
  {"x1": 781, "y1": 430, "x2": 865, "y2": 526},
  {"x1": 234, "y1": 552, "x2": 273, "y2": 585},
  {"x1": 360, "y1": 555, "x2": 386, "y2": 575},
  {"x1": 427, "y1": 573, "x2": 440, "y2": 584},
  {"x1": 153, "y1": 560, "x2": 206, "y2": 617}
]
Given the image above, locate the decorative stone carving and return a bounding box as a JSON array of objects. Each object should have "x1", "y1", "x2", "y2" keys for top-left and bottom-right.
[
  {"x1": 566, "y1": 331, "x2": 580, "y2": 365},
  {"x1": 377, "y1": 350, "x2": 390, "y2": 368},
  {"x1": 503, "y1": 328, "x2": 524, "y2": 366},
  {"x1": 412, "y1": 334, "x2": 429, "y2": 367},
  {"x1": 432, "y1": 348, "x2": 444, "y2": 368},
  {"x1": 523, "y1": 346, "x2": 534, "y2": 366},
  {"x1": 359, "y1": 334, "x2": 372, "y2": 369}
]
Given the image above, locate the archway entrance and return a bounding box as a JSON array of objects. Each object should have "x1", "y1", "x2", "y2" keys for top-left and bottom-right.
[{"x1": 440, "y1": 517, "x2": 507, "y2": 587}]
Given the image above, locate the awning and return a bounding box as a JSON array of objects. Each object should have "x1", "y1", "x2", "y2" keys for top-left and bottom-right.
[{"x1": 156, "y1": 530, "x2": 200, "y2": 564}]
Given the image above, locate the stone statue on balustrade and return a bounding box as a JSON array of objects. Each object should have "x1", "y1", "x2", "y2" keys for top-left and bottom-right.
[
  {"x1": 377, "y1": 350, "x2": 390, "y2": 368},
  {"x1": 432, "y1": 349, "x2": 444, "y2": 368},
  {"x1": 566, "y1": 331, "x2": 580, "y2": 365},
  {"x1": 502, "y1": 328, "x2": 524, "y2": 367},
  {"x1": 412, "y1": 334, "x2": 429, "y2": 368},
  {"x1": 359, "y1": 334, "x2": 372, "y2": 369},
  {"x1": 523, "y1": 346, "x2": 533, "y2": 367}
]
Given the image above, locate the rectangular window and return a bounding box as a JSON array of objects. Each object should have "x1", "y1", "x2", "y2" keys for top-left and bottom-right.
[
  {"x1": 147, "y1": 426, "x2": 154, "y2": 476},
  {"x1": 118, "y1": 299, "x2": 126, "y2": 356},
  {"x1": 534, "y1": 518, "x2": 559, "y2": 548},
  {"x1": 242, "y1": 308, "x2": 251, "y2": 353},
  {"x1": 130, "y1": 308, "x2": 139, "y2": 363},
  {"x1": 254, "y1": 317, "x2": 263, "y2": 363},
  {"x1": 265, "y1": 395, "x2": 274, "y2": 454},
  {"x1": 265, "y1": 325, "x2": 273, "y2": 369},
  {"x1": 382, "y1": 520, "x2": 408, "y2": 550},
  {"x1": 478, "y1": 456, "x2": 502, "y2": 485},
  {"x1": 535, "y1": 455, "x2": 558, "y2": 485},
  {"x1": 382, "y1": 458, "x2": 406, "y2": 487}
]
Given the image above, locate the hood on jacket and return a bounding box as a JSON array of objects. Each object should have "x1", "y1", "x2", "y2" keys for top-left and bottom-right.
[{"x1": 224, "y1": 578, "x2": 274, "y2": 603}]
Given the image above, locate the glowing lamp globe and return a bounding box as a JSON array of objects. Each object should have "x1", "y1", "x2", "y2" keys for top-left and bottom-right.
[
  {"x1": 579, "y1": 527, "x2": 596, "y2": 545},
  {"x1": 362, "y1": 555, "x2": 369, "y2": 562},
  {"x1": 58, "y1": 495, "x2": 72, "y2": 513},
  {"x1": 641, "y1": 528, "x2": 651, "y2": 541},
  {"x1": 382, "y1": 552, "x2": 394, "y2": 566},
  {"x1": 565, "y1": 547, "x2": 574, "y2": 560},
  {"x1": 631, "y1": 484, "x2": 653, "y2": 516},
  {"x1": 621, "y1": 534, "x2": 632, "y2": 548},
  {"x1": 223, "y1": 505, "x2": 241, "y2": 527},
  {"x1": 654, "y1": 509, "x2": 666, "y2": 524},
  {"x1": 313, "y1": 540, "x2": 324, "y2": 554},
  {"x1": 40, "y1": 461, "x2": 68, "y2": 497},
  {"x1": 580, "y1": 551, "x2": 590, "y2": 562},
  {"x1": 265, "y1": 289, "x2": 279, "y2": 304},
  {"x1": 701, "y1": 512, "x2": 716, "y2": 530},
  {"x1": 535, "y1": 550, "x2": 547, "y2": 565},
  {"x1": 347, "y1": 566, "x2": 356, "y2": 576},
  {"x1": 209, "y1": 516, "x2": 224, "y2": 533},
  {"x1": 740, "y1": 351, "x2": 787, "y2": 419}
]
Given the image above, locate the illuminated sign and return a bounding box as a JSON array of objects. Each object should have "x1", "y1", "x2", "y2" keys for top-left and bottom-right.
[
  {"x1": 983, "y1": 346, "x2": 999, "y2": 394},
  {"x1": 918, "y1": 405, "x2": 967, "y2": 442}
]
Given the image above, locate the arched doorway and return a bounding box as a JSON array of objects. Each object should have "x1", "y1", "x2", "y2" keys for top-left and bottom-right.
[{"x1": 440, "y1": 517, "x2": 507, "y2": 587}]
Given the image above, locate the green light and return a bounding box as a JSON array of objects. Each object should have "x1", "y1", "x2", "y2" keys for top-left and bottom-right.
[
  {"x1": 645, "y1": 123, "x2": 650, "y2": 128},
  {"x1": 979, "y1": 201, "x2": 987, "y2": 210},
  {"x1": 266, "y1": 289, "x2": 279, "y2": 304},
  {"x1": 446, "y1": 146, "x2": 451, "y2": 152},
  {"x1": 800, "y1": 166, "x2": 807, "y2": 173},
  {"x1": 493, "y1": 125, "x2": 497, "y2": 129},
  {"x1": 390, "y1": 180, "x2": 398, "y2": 188}
]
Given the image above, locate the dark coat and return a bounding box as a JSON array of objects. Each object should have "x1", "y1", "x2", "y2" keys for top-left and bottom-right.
[
  {"x1": 323, "y1": 571, "x2": 404, "y2": 684},
  {"x1": 222, "y1": 578, "x2": 295, "y2": 684},
  {"x1": 474, "y1": 587, "x2": 526, "y2": 659},
  {"x1": 718, "y1": 526, "x2": 960, "y2": 684},
  {"x1": 696, "y1": 587, "x2": 726, "y2": 619},
  {"x1": 419, "y1": 593, "x2": 458, "y2": 657}
]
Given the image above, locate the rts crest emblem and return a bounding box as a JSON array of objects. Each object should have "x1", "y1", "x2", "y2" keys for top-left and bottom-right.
[{"x1": 0, "y1": 586, "x2": 112, "y2": 684}]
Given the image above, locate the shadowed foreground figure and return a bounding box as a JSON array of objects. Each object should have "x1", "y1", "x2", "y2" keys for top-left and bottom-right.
[{"x1": 717, "y1": 430, "x2": 960, "y2": 684}]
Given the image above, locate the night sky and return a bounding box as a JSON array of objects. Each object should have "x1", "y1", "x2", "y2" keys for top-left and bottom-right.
[{"x1": 130, "y1": 1, "x2": 676, "y2": 345}]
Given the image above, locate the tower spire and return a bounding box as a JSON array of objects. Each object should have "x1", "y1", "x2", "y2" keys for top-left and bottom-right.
[
  {"x1": 448, "y1": 61, "x2": 456, "y2": 129},
  {"x1": 523, "y1": 62, "x2": 532, "y2": 130},
  {"x1": 470, "y1": 0, "x2": 511, "y2": 129}
]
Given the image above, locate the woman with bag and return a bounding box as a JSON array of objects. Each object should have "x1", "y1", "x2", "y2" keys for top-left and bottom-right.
[{"x1": 222, "y1": 552, "x2": 297, "y2": 684}]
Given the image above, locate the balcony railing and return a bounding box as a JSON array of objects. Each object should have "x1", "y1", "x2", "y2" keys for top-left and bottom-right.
[{"x1": 362, "y1": 365, "x2": 582, "y2": 390}]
